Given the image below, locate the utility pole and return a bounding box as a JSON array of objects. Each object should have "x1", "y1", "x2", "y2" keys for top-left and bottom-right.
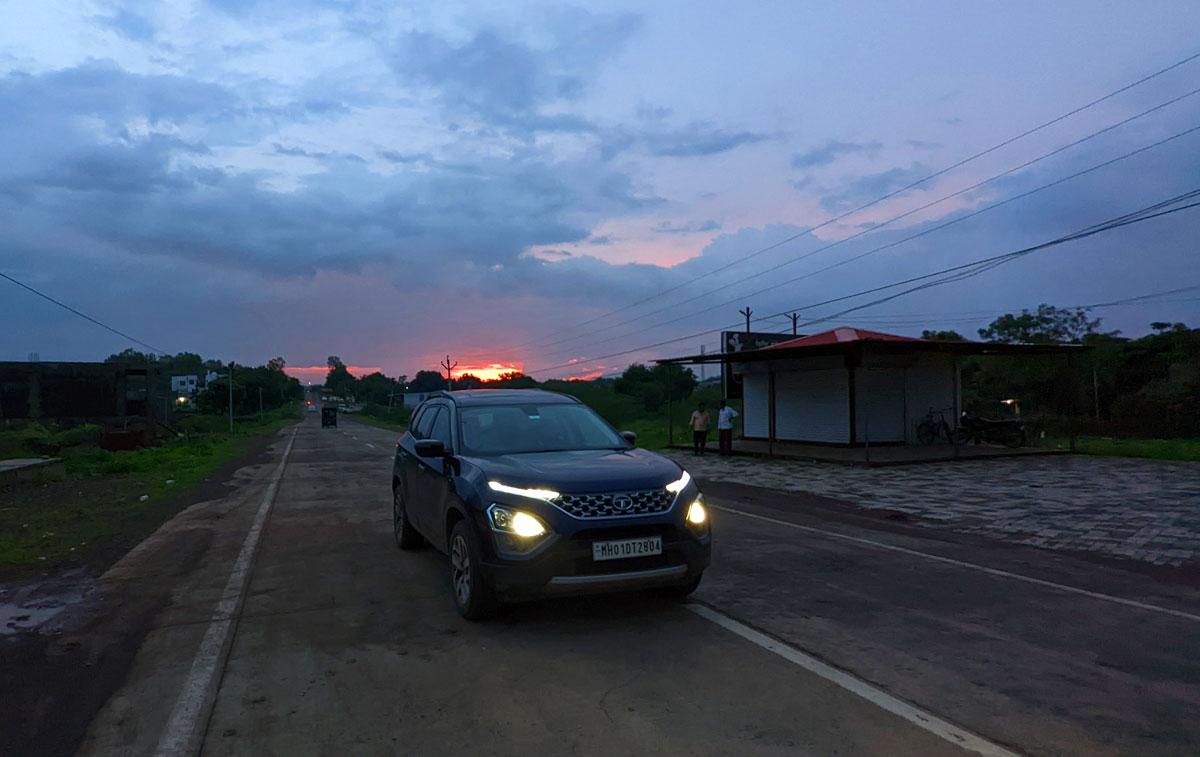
[
  {"x1": 227, "y1": 365, "x2": 234, "y2": 433},
  {"x1": 739, "y1": 307, "x2": 753, "y2": 334},
  {"x1": 788, "y1": 312, "x2": 801, "y2": 335},
  {"x1": 258, "y1": 387, "x2": 264, "y2": 421},
  {"x1": 440, "y1": 355, "x2": 458, "y2": 391},
  {"x1": 699, "y1": 345, "x2": 706, "y2": 382}
]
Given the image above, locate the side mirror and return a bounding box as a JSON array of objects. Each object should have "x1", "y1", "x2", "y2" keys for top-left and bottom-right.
[
  {"x1": 620, "y1": 430, "x2": 637, "y2": 445},
  {"x1": 414, "y1": 439, "x2": 446, "y2": 458}
]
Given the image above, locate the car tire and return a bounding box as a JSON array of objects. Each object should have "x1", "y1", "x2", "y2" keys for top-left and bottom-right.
[
  {"x1": 656, "y1": 572, "x2": 703, "y2": 600},
  {"x1": 393, "y1": 486, "x2": 424, "y2": 550},
  {"x1": 449, "y1": 520, "x2": 499, "y2": 621}
]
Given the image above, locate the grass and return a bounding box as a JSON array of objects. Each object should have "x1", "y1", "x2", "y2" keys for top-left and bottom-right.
[
  {"x1": 1052, "y1": 435, "x2": 1200, "y2": 462},
  {"x1": 348, "y1": 402, "x2": 411, "y2": 432},
  {"x1": 0, "y1": 405, "x2": 300, "y2": 567}
]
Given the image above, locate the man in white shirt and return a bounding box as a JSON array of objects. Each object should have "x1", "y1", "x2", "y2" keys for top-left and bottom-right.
[{"x1": 717, "y1": 399, "x2": 739, "y2": 456}]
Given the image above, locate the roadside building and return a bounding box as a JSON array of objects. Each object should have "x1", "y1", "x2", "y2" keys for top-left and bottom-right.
[
  {"x1": 171, "y1": 374, "x2": 200, "y2": 397},
  {"x1": 0, "y1": 361, "x2": 157, "y2": 426},
  {"x1": 657, "y1": 327, "x2": 1086, "y2": 452}
]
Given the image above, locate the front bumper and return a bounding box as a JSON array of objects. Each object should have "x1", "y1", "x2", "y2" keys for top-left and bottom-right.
[{"x1": 480, "y1": 519, "x2": 711, "y2": 600}]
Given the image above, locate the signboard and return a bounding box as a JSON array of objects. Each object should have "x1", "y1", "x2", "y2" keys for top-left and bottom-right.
[{"x1": 721, "y1": 331, "x2": 797, "y2": 399}]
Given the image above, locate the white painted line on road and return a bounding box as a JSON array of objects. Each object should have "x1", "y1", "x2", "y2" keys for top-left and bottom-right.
[
  {"x1": 365, "y1": 442, "x2": 376, "y2": 449},
  {"x1": 688, "y1": 603, "x2": 1018, "y2": 757},
  {"x1": 155, "y1": 426, "x2": 298, "y2": 757},
  {"x1": 714, "y1": 504, "x2": 1200, "y2": 624}
]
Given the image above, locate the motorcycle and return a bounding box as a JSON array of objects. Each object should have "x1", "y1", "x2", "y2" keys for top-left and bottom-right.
[{"x1": 958, "y1": 411, "x2": 1026, "y2": 447}]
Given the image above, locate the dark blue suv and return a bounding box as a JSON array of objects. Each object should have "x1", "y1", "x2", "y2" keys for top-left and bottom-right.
[{"x1": 391, "y1": 389, "x2": 711, "y2": 619}]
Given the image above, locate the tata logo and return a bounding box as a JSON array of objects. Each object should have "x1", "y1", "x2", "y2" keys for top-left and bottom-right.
[{"x1": 612, "y1": 495, "x2": 634, "y2": 512}]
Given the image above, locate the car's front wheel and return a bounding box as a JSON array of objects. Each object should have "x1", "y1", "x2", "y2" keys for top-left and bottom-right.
[
  {"x1": 393, "y1": 486, "x2": 424, "y2": 550},
  {"x1": 449, "y1": 520, "x2": 499, "y2": 620}
]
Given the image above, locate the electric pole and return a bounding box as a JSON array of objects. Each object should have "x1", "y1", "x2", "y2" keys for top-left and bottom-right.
[
  {"x1": 440, "y1": 355, "x2": 458, "y2": 391},
  {"x1": 739, "y1": 307, "x2": 753, "y2": 334},
  {"x1": 788, "y1": 312, "x2": 801, "y2": 335}
]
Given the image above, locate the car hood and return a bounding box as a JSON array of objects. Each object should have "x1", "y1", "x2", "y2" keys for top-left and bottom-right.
[{"x1": 465, "y1": 448, "x2": 683, "y2": 493}]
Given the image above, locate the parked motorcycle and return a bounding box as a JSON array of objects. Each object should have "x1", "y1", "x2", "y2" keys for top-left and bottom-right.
[{"x1": 959, "y1": 412, "x2": 1026, "y2": 447}]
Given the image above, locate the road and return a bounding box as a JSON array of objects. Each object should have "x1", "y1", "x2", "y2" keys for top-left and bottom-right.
[{"x1": 75, "y1": 414, "x2": 1200, "y2": 756}]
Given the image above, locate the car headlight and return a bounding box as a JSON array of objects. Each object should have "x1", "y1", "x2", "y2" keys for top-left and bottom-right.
[
  {"x1": 686, "y1": 497, "x2": 708, "y2": 528},
  {"x1": 487, "y1": 505, "x2": 548, "y2": 537},
  {"x1": 665, "y1": 470, "x2": 691, "y2": 494},
  {"x1": 488, "y1": 480, "x2": 559, "y2": 501}
]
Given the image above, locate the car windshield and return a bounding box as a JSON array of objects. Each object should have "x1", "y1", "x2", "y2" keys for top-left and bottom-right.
[{"x1": 458, "y1": 403, "x2": 627, "y2": 456}]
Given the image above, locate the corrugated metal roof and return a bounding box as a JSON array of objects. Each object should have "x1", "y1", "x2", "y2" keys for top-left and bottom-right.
[{"x1": 763, "y1": 327, "x2": 922, "y2": 350}]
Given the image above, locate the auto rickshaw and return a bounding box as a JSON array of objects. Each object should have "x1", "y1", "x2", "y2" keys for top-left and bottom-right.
[{"x1": 321, "y1": 406, "x2": 338, "y2": 428}]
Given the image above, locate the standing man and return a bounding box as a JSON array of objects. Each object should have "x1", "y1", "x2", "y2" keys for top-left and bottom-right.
[
  {"x1": 717, "y1": 399, "x2": 739, "y2": 456},
  {"x1": 689, "y1": 402, "x2": 711, "y2": 456}
]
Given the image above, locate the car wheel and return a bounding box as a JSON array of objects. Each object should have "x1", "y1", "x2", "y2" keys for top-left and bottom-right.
[
  {"x1": 449, "y1": 520, "x2": 498, "y2": 620},
  {"x1": 393, "y1": 486, "x2": 424, "y2": 550},
  {"x1": 656, "y1": 572, "x2": 703, "y2": 600}
]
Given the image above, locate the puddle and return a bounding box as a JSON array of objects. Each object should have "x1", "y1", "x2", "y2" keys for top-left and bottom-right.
[{"x1": 0, "y1": 569, "x2": 98, "y2": 636}]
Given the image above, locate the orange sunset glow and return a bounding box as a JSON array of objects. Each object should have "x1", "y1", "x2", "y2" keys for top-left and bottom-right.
[
  {"x1": 284, "y1": 365, "x2": 382, "y2": 381},
  {"x1": 454, "y1": 362, "x2": 523, "y2": 381}
]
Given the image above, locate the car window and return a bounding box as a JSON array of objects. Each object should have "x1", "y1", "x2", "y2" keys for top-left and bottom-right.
[
  {"x1": 429, "y1": 407, "x2": 453, "y2": 450},
  {"x1": 412, "y1": 406, "x2": 438, "y2": 440},
  {"x1": 459, "y1": 403, "x2": 625, "y2": 456}
]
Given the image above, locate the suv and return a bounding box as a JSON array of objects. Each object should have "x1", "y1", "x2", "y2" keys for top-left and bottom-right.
[{"x1": 391, "y1": 389, "x2": 711, "y2": 619}]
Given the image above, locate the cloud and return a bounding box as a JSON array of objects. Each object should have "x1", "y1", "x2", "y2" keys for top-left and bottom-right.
[
  {"x1": 818, "y1": 163, "x2": 931, "y2": 212},
  {"x1": 92, "y1": 8, "x2": 156, "y2": 41},
  {"x1": 791, "y1": 140, "x2": 882, "y2": 169},
  {"x1": 388, "y1": 12, "x2": 639, "y2": 134},
  {"x1": 654, "y1": 219, "x2": 720, "y2": 235}
]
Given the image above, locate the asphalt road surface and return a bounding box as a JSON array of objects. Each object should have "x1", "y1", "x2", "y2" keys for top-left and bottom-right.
[{"x1": 74, "y1": 414, "x2": 1200, "y2": 756}]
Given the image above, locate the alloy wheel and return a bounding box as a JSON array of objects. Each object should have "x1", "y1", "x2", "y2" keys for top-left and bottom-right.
[{"x1": 451, "y1": 535, "x2": 471, "y2": 607}]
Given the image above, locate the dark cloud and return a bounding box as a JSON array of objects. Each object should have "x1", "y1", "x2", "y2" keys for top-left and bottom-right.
[
  {"x1": 388, "y1": 12, "x2": 639, "y2": 135},
  {"x1": 792, "y1": 140, "x2": 882, "y2": 169},
  {"x1": 819, "y1": 163, "x2": 931, "y2": 212},
  {"x1": 600, "y1": 121, "x2": 775, "y2": 160}
]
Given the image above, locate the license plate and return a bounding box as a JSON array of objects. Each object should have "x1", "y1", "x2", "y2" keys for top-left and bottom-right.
[{"x1": 592, "y1": 536, "x2": 663, "y2": 561}]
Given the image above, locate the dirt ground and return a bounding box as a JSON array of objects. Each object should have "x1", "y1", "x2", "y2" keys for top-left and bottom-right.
[{"x1": 0, "y1": 430, "x2": 279, "y2": 757}]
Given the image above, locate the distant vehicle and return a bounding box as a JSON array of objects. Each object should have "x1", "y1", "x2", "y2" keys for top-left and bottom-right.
[
  {"x1": 322, "y1": 406, "x2": 337, "y2": 428},
  {"x1": 307, "y1": 403, "x2": 318, "y2": 413},
  {"x1": 392, "y1": 389, "x2": 711, "y2": 619}
]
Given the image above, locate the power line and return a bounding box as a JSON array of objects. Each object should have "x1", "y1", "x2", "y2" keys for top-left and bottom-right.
[
  {"x1": 538, "y1": 122, "x2": 1200, "y2": 359},
  {"x1": 502, "y1": 49, "x2": 1200, "y2": 352},
  {"x1": 523, "y1": 189, "x2": 1200, "y2": 375},
  {"x1": 0, "y1": 271, "x2": 167, "y2": 354}
]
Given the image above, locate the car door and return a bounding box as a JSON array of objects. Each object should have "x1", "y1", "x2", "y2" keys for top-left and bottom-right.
[
  {"x1": 417, "y1": 405, "x2": 456, "y2": 549},
  {"x1": 397, "y1": 405, "x2": 435, "y2": 535}
]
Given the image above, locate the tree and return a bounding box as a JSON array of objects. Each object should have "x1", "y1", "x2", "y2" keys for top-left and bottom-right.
[
  {"x1": 921, "y1": 329, "x2": 967, "y2": 342},
  {"x1": 357, "y1": 371, "x2": 402, "y2": 404},
  {"x1": 978, "y1": 304, "x2": 1102, "y2": 344},
  {"x1": 106, "y1": 348, "x2": 156, "y2": 365},
  {"x1": 324, "y1": 360, "x2": 357, "y2": 399},
  {"x1": 408, "y1": 370, "x2": 447, "y2": 393},
  {"x1": 267, "y1": 356, "x2": 287, "y2": 372},
  {"x1": 489, "y1": 371, "x2": 537, "y2": 388},
  {"x1": 455, "y1": 373, "x2": 485, "y2": 389},
  {"x1": 327, "y1": 355, "x2": 345, "y2": 370},
  {"x1": 614, "y1": 363, "x2": 696, "y2": 411}
]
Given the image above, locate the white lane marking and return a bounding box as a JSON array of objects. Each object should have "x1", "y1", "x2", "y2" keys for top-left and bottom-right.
[
  {"x1": 689, "y1": 604, "x2": 1018, "y2": 756},
  {"x1": 156, "y1": 426, "x2": 298, "y2": 756},
  {"x1": 365, "y1": 442, "x2": 376, "y2": 449},
  {"x1": 714, "y1": 503, "x2": 1200, "y2": 624}
]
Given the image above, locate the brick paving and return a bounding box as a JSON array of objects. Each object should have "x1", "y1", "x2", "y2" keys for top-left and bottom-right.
[{"x1": 665, "y1": 451, "x2": 1200, "y2": 567}]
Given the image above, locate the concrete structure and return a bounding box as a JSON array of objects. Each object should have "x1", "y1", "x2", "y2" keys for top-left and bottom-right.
[
  {"x1": 658, "y1": 327, "x2": 1086, "y2": 453},
  {"x1": 0, "y1": 361, "x2": 156, "y2": 426}
]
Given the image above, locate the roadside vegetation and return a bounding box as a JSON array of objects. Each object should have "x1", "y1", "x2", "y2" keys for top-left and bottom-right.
[
  {"x1": 0, "y1": 407, "x2": 299, "y2": 569},
  {"x1": 350, "y1": 402, "x2": 412, "y2": 432},
  {"x1": 1049, "y1": 436, "x2": 1200, "y2": 462}
]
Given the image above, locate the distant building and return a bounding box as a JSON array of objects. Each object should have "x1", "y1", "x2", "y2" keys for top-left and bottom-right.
[{"x1": 171, "y1": 374, "x2": 200, "y2": 396}]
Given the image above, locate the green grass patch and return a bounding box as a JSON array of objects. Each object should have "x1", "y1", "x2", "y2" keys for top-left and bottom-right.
[
  {"x1": 0, "y1": 405, "x2": 300, "y2": 567},
  {"x1": 1052, "y1": 436, "x2": 1200, "y2": 462},
  {"x1": 349, "y1": 402, "x2": 411, "y2": 432}
]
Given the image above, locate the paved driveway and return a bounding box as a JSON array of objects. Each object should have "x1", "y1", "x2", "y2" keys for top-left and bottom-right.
[{"x1": 666, "y1": 452, "x2": 1200, "y2": 567}]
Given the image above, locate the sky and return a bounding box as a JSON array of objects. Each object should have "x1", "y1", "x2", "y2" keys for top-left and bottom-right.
[{"x1": 2, "y1": 0, "x2": 1199, "y2": 381}]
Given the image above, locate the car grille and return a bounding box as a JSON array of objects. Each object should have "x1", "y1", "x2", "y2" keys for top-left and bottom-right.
[{"x1": 554, "y1": 489, "x2": 674, "y2": 519}]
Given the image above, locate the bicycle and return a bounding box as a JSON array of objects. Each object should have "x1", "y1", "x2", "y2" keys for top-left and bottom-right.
[{"x1": 915, "y1": 407, "x2": 968, "y2": 445}]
